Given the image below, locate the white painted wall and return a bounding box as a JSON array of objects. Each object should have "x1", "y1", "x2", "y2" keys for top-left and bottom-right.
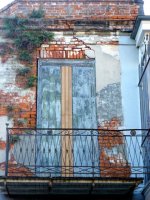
[
  {"x1": 90, "y1": 45, "x2": 120, "y2": 92},
  {"x1": 0, "y1": 116, "x2": 13, "y2": 141},
  {"x1": 119, "y1": 36, "x2": 144, "y2": 200},
  {"x1": 119, "y1": 36, "x2": 141, "y2": 129}
]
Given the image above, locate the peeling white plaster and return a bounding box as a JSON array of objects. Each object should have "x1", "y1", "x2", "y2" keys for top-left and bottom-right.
[
  {"x1": 53, "y1": 34, "x2": 119, "y2": 44},
  {"x1": 91, "y1": 45, "x2": 121, "y2": 91},
  {"x1": 41, "y1": 44, "x2": 49, "y2": 48},
  {"x1": 0, "y1": 150, "x2": 6, "y2": 165},
  {"x1": 0, "y1": 116, "x2": 13, "y2": 141},
  {"x1": 0, "y1": 57, "x2": 35, "y2": 104},
  {"x1": 77, "y1": 35, "x2": 119, "y2": 44},
  {"x1": 101, "y1": 45, "x2": 119, "y2": 60},
  {"x1": 0, "y1": 36, "x2": 13, "y2": 44},
  {"x1": 85, "y1": 49, "x2": 95, "y2": 58},
  {"x1": 0, "y1": 57, "x2": 24, "y2": 90},
  {"x1": 53, "y1": 32, "x2": 64, "y2": 36},
  {"x1": 54, "y1": 35, "x2": 72, "y2": 42}
]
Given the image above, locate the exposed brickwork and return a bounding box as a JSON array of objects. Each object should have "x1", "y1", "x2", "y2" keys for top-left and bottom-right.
[
  {"x1": 0, "y1": 90, "x2": 36, "y2": 128},
  {"x1": 0, "y1": 140, "x2": 6, "y2": 150},
  {"x1": 0, "y1": 0, "x2": 140, "y2": 20},
  {"x1": 15, "y1": 75, "x2": 28, "y2": 88},
  {"x1": 98, "y1": 118, "x2": 131, "y2": 178},
  {"x1": 0, "y1": 157, "x2": 34, "y2": 177},
  {"x1": 0, "y1": 43, "x2": 14, "y2": 63},
  {"x1": 38, "y1": 37, "x2": 91, "y2": 59},
  {"x1": 0, "y1": 0, "x2": 141, "y2": 32},
  {"x1": 0, "y1": 18, "x2": 136, "y2": 33}
]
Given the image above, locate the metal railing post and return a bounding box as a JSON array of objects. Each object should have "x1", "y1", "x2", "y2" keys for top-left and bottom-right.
[
  {"x1": 5, "y1": 123, "x2": 9, "y2": 177},
  {"x1": 91, "y1": 130, "x2": 94, "y2": 178}
]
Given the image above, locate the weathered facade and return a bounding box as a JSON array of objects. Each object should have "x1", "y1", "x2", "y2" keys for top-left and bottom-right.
[
  {"x1": 132, "y1": 15, "x2": 150, "y2": 200},
  {"x1": 0, "y1": 0, "x2": 145, "y2": 199}
]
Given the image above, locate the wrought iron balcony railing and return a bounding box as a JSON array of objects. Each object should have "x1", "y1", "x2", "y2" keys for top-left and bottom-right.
[
  {"x1": 5, "y1": 128, "x2": 150, "y2": 179},
  {"x1": 139, "y1": 43, "x2": 150, "y2": 87}
]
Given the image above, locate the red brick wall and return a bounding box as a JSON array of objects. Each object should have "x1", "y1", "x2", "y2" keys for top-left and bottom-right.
[
  {"x1": 0, "y1": 0, "x2": 140, "y2": 21},
  {"x1": 99, "y1": 118, "x2": 131, "y2": 178},
  {"x1": 0, "y1": 90, "x2": 36, "y2": 128}
]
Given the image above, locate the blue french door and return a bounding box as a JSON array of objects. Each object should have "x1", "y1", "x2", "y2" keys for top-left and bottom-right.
[{"x1": 36, "y1": 59, "x2": 99, "y2": 177}]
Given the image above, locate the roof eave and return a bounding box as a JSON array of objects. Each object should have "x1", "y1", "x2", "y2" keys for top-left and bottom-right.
[{"x1": 131, "y1": 15, "x2": 150, "y2": 39}]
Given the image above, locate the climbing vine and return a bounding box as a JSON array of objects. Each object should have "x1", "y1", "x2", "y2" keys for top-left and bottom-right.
[
  {"x1": 2, "y1": 8, "x2": 54, "y2": 88},
  {"x1": 3, "y1": 9, "x2": 54, "y2": 63}
]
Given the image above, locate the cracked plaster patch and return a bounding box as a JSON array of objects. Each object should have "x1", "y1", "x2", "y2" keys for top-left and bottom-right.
[{"x1": 101, "y1": 45, "x2": 119, "y2": 60}]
